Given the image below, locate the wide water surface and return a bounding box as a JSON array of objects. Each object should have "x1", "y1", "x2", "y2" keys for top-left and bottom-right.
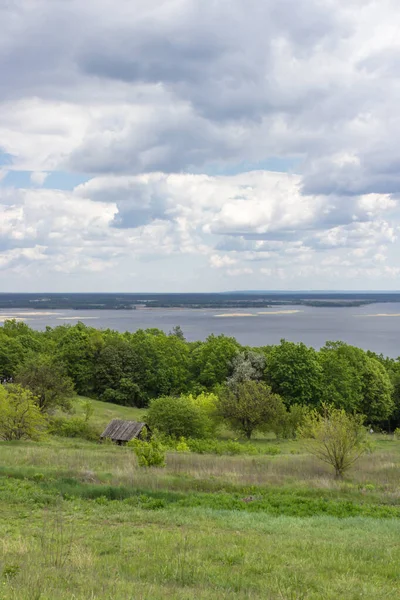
[
  {"x1": 1, "y1": 303, "x2": 400, "y2": 356},
  {"x1": 0, "y1": 303, "x2": 400, "y2": 357}
]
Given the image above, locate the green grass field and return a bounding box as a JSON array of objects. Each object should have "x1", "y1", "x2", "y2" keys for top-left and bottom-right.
[
  {"x1": 72, "y1": 396, "x2": 147, "y2": 429},
  {"x1": 1, "y1": 399, "x2": 400, "y2": 599}
]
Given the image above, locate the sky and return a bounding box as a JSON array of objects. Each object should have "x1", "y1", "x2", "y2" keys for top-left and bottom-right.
[{"x1": 1, "y1": 0, "x2": 400, "y2": 292}]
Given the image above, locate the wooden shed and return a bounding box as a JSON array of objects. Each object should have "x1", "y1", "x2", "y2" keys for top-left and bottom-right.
[{"x1": 100, "y1": 419, "x2": 150, "y2": 444}]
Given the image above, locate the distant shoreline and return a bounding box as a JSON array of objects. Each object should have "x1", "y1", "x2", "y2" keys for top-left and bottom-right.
[{"x1": 2, "y1": 292, "x2": 400, "y2": 312}]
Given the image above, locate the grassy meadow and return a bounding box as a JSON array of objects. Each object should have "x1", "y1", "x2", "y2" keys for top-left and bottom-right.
[{"x1": 1, "y1": 398, "x2": 400, "y2": 599}]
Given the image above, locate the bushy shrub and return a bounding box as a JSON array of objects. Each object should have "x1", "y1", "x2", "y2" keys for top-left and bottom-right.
[
  {"x1": 48, "y1": 416, "x2": 100, "y2": 441},
  {"x1": 146, "y1": 395, "x2": 212, "y2": 439},
  {"x1": 394, "y1": 428, "x2": 400, "y2": 440},
  {"x1": 273, "y1": 404, "x2": 309, "y2": 439},
  {"x1": 127, "y1": 436, "x2": 166, "y2": 468},
  {"x1": 176, "y1": 437, "x2": 191, "y2": 452},
  {"x1": 164, "y1": 436, "x2": 280, "y2": 456},
  {"x1": 0, "y1": 384, "x2": 47, "y2": 441},
  {"x1": 182, "y1": 392, "x2": 219, "y2": 436},
  {"x1": 298, "y1": 405, "x2": 370, "y2": 478}
]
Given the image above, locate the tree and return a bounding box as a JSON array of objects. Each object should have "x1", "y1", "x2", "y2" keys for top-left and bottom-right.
[
  {"x1": 101, "y1": 378, "x2": 143, "y2": 407},
  {"x1": 190, "y1": 334, "x2": 241, "y2": 390},
  {"x1": 16, "y1": 355, "x2": 75, "y2": 412},
  {"x1": 95, "y1": 336, "x2": 148, "y2": 406},
  {"x1": 129, "y1": 329, "x2": 191, "y2": 399},
  {"x1": 319, "y1": 342, "x2": 364, "y2": 412},
  {"x1": 169, "y1": 325, "x2": 185, "y2": 341},
  {"x1": 265, "y1": 340, "x2": 323, "y2": 406},
  {"x1": 273, "y1": 404, "x2": 309, "y2": 439},
  {"x1": 0, "y1": 335, "x2": 27, "y2": 381},
  {"x1": 146, "y1": 395, "x2": 211, "y2": 439},
  {"x1": 382, "y1": 360, "x2": 400, "y2": 429},
  {"x1": 181, "y1": 392, "x2": 219, "y2": 437},
  {"x1": 0, "y1": 384, "x2": 47, "y2": 441},
  {"x1": 319, "y1": 342, "x2": 394, "y2": 423},
  {"x1": 95, "y1": 337, "x2": 139, "y2": 394},
  {"x1": 298, "y1": 405, "x2": 370, "y2": 479},
  {"x1": 227, "y1": 350, "x2": 266, "y2": 388},
  {"x1": 360, "y1": 357, "x2": 393, "y2": 424},
  {"x1": 217, "y1": 380, "x2": 285, "y2": 439},
  {"x1": 54, "y1": 323, "x2": 104, "y2": 396},
  {"x1": 0, "y1": 319, "x2": 45, "y2": 381}
]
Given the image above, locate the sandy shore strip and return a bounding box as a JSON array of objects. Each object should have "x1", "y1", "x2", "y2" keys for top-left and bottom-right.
[
  {"x1": 0, "y1": 316, "x2": 30, "y2": 322},
  {"x1": 0, "y1": 311, "x2": 63, "y2": 316},
  {"x1": 214, "y1": 313, "x2": 256, "y2": 318},
  {"x1": 57, "y1": 317, "x2": 99, "y2": 320},
  {"x1": 358, "y1": 313, "x2": 400, "y2": 317},
  {"x1": 257, "y1": 310, "x2": 302, "y2": 315}
]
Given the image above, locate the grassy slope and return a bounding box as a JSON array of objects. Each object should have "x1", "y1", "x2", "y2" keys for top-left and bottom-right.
[
  {"x1": 1, "y1": 398, "x2": 400, "y2": 599},
  {"x1": 73, "y1": 396, "x2": 147, "y2": 429}
]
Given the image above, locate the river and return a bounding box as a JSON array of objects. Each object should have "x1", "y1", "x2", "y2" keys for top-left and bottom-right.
[{"x1": 1, "y1": 303, "x2": 400, "y2": 357}]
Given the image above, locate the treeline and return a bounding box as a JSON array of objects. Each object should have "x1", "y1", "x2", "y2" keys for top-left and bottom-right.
[{"x1": 1, "y1": 320, "x2": 399, "y2": 428}]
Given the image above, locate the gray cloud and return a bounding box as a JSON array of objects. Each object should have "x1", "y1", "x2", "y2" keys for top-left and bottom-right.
[{"x1": 1, "y1": 0, "x2": 400, "y2": 289}]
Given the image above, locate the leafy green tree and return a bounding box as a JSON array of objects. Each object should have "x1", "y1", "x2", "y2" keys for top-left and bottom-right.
[
  {"x1": 320, "y1": 342, "x2": 393, "y2": 423},
  {"x1": 0, "y1": 384, "x2": 47, "y2": 441},
  {"x1": 217, "y1": 380, "x2": 286, "y2": 439},
  {"x1": 298, "y1": 405, "x2": 370, "y2": 479},
  {"x1": 95, "y1": 337, "x2": 137, "y2": 393},
  {"x1": 0, "y1": 319, "x2": 45, "y2": 381},
  {"x1": 128, "y1": 329, "x2": 191, "y2": 399},
  {"x1": 101, "y1": 378, "x2": 143, "y2": 407},
  {"x1": 367, "y1": 351, "x2": 400, "y2": 428},
  {"x1": 180, "y1": 392, "x2": 219, "y2": 437},
  {"x1": 16, "y1": 355, "x2": 75, "y2": 412},
  {"x1": 190, "y1": 334, "x2": 241, "y2": 390},
  {"x1": 94, "y1": 336, "x2": 148, "y2": 405},
  {"x1": 1, "y1": 319, "x2": 43, "y2": 352},
  {"x1": 388, "y1": 363, "x2": 400, "y2": 428},
  {"x1": 0, "y1": 334, "x2": 27, "y2": 381},
  {"x1": 273, "y1": 404, "x2": 309, "y2": 439},
  {"x1": 54, "y1": 323, "x2": 104, "y2": 396},
  {"x1": 319, "y1": 342, "x2": 364, "y2": 411},
  {"x1": 146, "y1": 395, "x2": 211, "y2": 439},
  {"x1": 265, "y1": 340, "x2": 323, "y2": 406},
  {"x1": 360, "y1": 357, "x2": 393, "y2": 424}
]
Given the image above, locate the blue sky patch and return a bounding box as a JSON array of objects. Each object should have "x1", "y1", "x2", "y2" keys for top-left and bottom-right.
[{"x1": 1, "y1": 170, "x2": 90, "y2": 191}]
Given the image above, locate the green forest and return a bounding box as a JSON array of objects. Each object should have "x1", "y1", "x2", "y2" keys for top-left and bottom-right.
[{"x1": 1, "y1": 319, "x2": 399, "y2": 430}]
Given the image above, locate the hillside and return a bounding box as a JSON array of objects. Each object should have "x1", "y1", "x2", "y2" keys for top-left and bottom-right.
[{"x1": 1, "y1": 407, "x2": 400, "y2": 598}]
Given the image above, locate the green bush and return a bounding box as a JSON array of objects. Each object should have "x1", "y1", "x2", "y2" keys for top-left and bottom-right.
[
  {"x1": 176, "y1": 437, "x2": 191, "y2": 452},
  {"x1": 394, "y1": 428, "x2": 400, "y2": 440},
  {"x1": 127, "y1": 436, "x2": 166, "y2": 468},
  {"x1": 0, "y1": 384, "x2": 47, "y2": 441},
  {"x1": 146, "y1": 395, "x2": 211, "y2": 439},
  {"x1": 181, "y1": 392, "x2": 219, "y2": 437},
  {"x1": 164, "y1": 436, "x2": 281, "y2": 456},
  {"x1": 298, "y1": 405, "x2": 369, "y2": 479},
  {"x1": 48, "y1": 416, "x2": 100, "y2": 441},
  {"x1": 273, "y1": 404, "x2": 309, "y2": 439}
]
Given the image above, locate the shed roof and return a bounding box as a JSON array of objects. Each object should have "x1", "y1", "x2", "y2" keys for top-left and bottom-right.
[{"x1": 100, "y1": 419, "x2": 148, "y2": 442}]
